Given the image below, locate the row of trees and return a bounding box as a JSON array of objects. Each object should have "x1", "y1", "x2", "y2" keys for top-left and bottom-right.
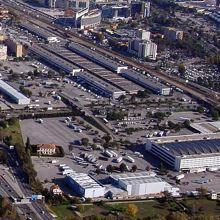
[
  {"x1": 106, "y1": 163, "x2": 137, "y2": 173},
  {"x1": 19, "y1": 85, "x2": 32, "y2": 97},
  {"x1": 15, "y1": 138, "x2": 43, "y2": 193}
]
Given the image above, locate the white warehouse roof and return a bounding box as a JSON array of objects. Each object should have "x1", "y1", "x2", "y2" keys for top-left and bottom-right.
[
  {"x1": 0, "y1": 80, "x2": 30, "y2": 104},
  {"x1": 111, "y1": 171, "x2": 158, "y2": 185},
  {"x1": 67, "y1": 173, "x2": 104, "y2": 189}
]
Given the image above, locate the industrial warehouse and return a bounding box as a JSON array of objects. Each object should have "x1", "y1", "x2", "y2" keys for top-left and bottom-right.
[
  {"x1": 120, "y1": 69, "x2": 171, "y2": 95},
  {"x1": 67, "y1": 42, "x2": 128, "y2": 73},
  {"x1": 145, "y1": 138, "x2": 220, "y2": 172},
  {"x1": 74, "y1": 71, "x2": 126, "y2": 99},
  {"x1": 65, "y1": 173, "x2": 105, "y2": 198},
  {"x1": 0, "y1": 79, "x2": 30, "y2": 105},
  {"x1": 110, "y1": 172, "x2": 179, "y2": 197},
  {"x1": 64, "y1": 171, "x2": 179, "y2": 199},
  {"x1": 29, "y1": 45, "x2": 82, "y2": 75},
  {"x1": 19, "y1": 22, "x2": 60, "y2": 43}
]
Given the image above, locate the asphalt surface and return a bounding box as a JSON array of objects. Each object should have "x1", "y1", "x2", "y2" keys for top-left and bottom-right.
[{"x1": 4, "y1": 144, "x2": 54, "y2": 220}]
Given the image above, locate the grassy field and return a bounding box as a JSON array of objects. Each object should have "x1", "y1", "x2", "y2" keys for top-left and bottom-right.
[
  {"x1": 48, "y1": 198, "x2": 220, "y2": 219},
  {"x1": 1, "y1": 120, "x2": 24, "y2": 145},
  {"x1": 48, "y1": 204, "x2": 75, "y2": 220},
  {"x1": 184, "y1": 198, "x2": 220, "y2": 216}
]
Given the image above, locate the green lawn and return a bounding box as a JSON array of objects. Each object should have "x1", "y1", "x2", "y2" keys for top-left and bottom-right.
[
  {"x1": 48, "y1": 204, "x2": 75, "y2": 220},
  {"x1": 105, "y1": 200, "x2": 170, "y2": 219}
]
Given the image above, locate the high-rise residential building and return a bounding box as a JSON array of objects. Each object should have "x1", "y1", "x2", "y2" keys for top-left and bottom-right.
[
  {"x1": 5, "y1": 38, "x2": 23, "y2": 57},
  {"x1": 128, "y1": 39, "x2": 157, "y2": 60},
  {"x1": 164, "y1": 27, "x2": 183, "y2": 41},
  {"x1": 136, "y1": 29, "x2": 151, "y2": 40}
]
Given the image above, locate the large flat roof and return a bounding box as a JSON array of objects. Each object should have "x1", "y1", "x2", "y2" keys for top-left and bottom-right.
[
  {"x1": 121, "y1": 69, "x2": 169, "y2": 90},
  {"x1": 29, "y1": 45, "x2": 81, "y2": 73},
  {"x1": 20, "y1": 23, "x2": 57, "y2": 40},
  {"x1": 0, "y1": 79, "x2": 30, "y2": 101},
  {"x1": 68, "y1": 42, "x2": 127, "y2": 72},
  {"x1": 190, "y1": 121, "x2": 220, "y2": 134},
  {"x1": 67, "y1": 173, "x2": 104, "y2": 189},
  {"x1": 111, "y1": 171, "x2": 165, "y2": 185},
  {"x1": 160, "y1": 139, "x2": 220, "y2": 157},
  {"x1": 75, "y1": 71, "x2": 124, "y2": 94}
]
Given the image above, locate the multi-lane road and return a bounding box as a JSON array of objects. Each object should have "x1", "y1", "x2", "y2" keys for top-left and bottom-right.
[{"x1": 0, "y1": 143, "x2": 54, "y2": 220}]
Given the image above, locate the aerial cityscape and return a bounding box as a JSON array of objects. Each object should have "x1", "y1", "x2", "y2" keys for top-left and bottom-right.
[{"x1": 0, "y1": 0, "x2": 218, "y2": 219}]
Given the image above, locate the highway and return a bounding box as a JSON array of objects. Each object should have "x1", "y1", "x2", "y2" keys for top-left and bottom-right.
[
  {"x1": 2, "y1": 0, "x2": 220, "y2": 109},
  {"x1": 0, "y1": 143, "x2": 53, "y2": 220}
]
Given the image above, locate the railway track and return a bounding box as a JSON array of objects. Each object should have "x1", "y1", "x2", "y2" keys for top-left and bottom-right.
[{"x1": 5, "y1": 0, "x2": 220, "y2": 109}]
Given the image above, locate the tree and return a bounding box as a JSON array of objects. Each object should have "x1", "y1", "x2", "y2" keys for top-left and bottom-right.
[
  {"x1": 0, "y1": 120, "x2": 8, "y2": 129},
  {"x1": 178, "y1": 63, "x2": 186, "y2": 75},
  {"x1": 197, "y1": 106, "x2": 205, "y2": 114},
  {"x1": 81, "y1": 138, "x2": 89, "y2": 147},
  {"x1": 77, "y1": 204, "x2": 85, "y2": 213},
  {"x1": 102, "y1": 135, "x2": 111, "y2": 144},
  {"x1": 131, "y1": 165, "x2": 137, "y2": 172},
  {"x1": 7, "y1": 117, "x2": 17, "y2": 126},
  {"x1": 119, "y1": 163, "x2": 127, "y2": 172},
  {"x1": 106, "y1": 164, "x2": 114, "y2": 173},
  {"x1": 26, "y1": 137, "x2": 31, "y2": 150},
  {"x1": 166, "y1": 211, "x2": 189, "y2": 220},
  {"x1": 125, "y1": 204, "x2": 138, "y2": 218},
  {"x1": 196, "y1": 186, "x2": 207, "y2": 198},
  {"x1": 210, "y1": 109, "x2": 219, "y2": 121}
]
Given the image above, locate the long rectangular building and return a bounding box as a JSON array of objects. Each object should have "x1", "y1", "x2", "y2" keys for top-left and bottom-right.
[
  {"x1": 110, "y1": 171, "x2": 179, "y2": 197},
  {"x1": 74, "y1": 71, "x2": 126, "y2": 99},
  {"x1": 68, "y1": 42, "x2": 128, "y2": 73},
  {"x1": 19, "y1": 23, "x2": 59, "y2": 43},
  {"x1": 65, "y1": 173, "x2": 105, "y2": 198},
  {"x1": 29, "y1": 45, "x2": 82, "y2": 75},
  {"x1": 43, "y1": 44, "x2": 143, "y2": 94},
  {"x1": 145, "y1": 139, "x2": 220, "y2": 172},
  {"x1": 0, "y1": 80, "x2": 30, "y2": 104},
  {"x1": 120, "y1": 69, "x2": 171, "y2": 95}
]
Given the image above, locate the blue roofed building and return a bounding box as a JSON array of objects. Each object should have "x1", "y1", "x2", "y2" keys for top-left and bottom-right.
[{"x1": 145, "y1": 138, "x2": 220, "y2": 172}]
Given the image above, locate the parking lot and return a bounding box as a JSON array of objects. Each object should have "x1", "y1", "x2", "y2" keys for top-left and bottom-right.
[
  {"x1": 31, "y1": 143, "x2": 150, "y2": 187},
  {"x1": 20, "y1": 117, "x2": 105, "y2": 152},
  {"x1": 163, "y1": 170, "x2": 220, "y2": 194}
]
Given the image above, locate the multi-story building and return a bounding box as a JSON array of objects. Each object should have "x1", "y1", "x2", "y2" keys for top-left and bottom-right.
[
  {"x1": 67, "y1": 0, "x2": 90, "y2": 10},
  {"x1": 79, "y1": 9, "x2": 101, "y2": 29},
  {"x1": 131, "y1": 1, "x2": 150, "y2": 18},
  {"x1": 128, "y1": 39, "x2": 157, "y2": 60},
  {"x1": 0, "y1": 45, "x2": 7, "y2": 61},
  {"x1": 102, "y1": 5, "x2": 131, "y2": 21},
  {"x1": 136, "y1": 29, "x2": 150, "y2": 40},
  {"x1": 5, "y1": 38, "x2": 23, "y2": 57},
  {"x1": 145, "y1": 138, "x2": 220, "y2": 173},
  {"x1": 164, "y1": 27, "x2": 183, "y2": 41},
  {"x1": 37, "y1": 144, "x2": 57, "y2": 155},
  {"x1": 110, "y1": 172, "x2": 179, "y2": 197},
  {"x1": 50, "y1": 185, "x2": 62, "y2": 195}
]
